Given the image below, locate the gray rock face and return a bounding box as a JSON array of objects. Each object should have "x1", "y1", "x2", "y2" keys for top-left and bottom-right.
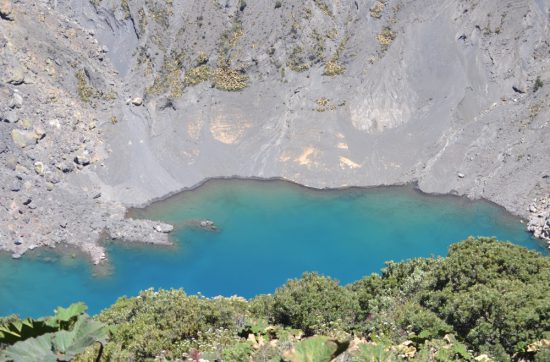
[{"x1": 0, "y1": 0, "x2": 548, "y2": 263}]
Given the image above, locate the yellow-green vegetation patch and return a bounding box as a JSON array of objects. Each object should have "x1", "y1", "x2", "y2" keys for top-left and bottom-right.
[
  {"x1": 315, "y1": 97, "x2": 337, "y2": 112},
  {"x1": 323, "y1": 33, "x2": 349, "y2": 76},
  {"x1": 146, "y1": 52, "x2": 185, "y2": 98},
  {"x1": 213, "y1": 67, "x2": 248, "y2": 91},
  {"x1": 75, "y1": 69, "x2": 96, "y2": 103},
  {"x1": 326, "y1": 28, "x2": 338, "y2": 40},
  {"x1": 311, "y1": 29, "x2": 326, "y2": 63},
  {"x1": 370, "y1": 0, "x2": 385, "y2": 19},
  {"x1": 120, "y1": 0, "x2": 130, "y2": 19},
  {"x1": 75, "y1": 69, "x2": 117, "y2": 105},
  {"x1": 323, "y1": 60, "x2": 345, "y2": 76},
  {"x1": 184, "y1": 65, "x2": 210, "y2": 86},
  {"x1": 377, "y1": 27, "x2": 396, "y2": 50},
  {"x1": 137, "y1": 8, "x2": 147, "y2": 33},
  {"x1": 146, "y1": 1, "x2": 172, "y2": 28},
  {"x1": 184, "y1": 52, "x2": 213, "y2": 87},
  {"x1": 209, "y1": 20, "x2": 249, "y2": 92},
  {"x1": 287, "y1": 46, "x2": 310, "y2": 73},
  {"x1": 313, "y1": 0, "x2": 332, "y2": 17}
]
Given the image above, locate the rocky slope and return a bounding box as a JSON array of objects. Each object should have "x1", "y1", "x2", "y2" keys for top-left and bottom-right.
[{"x1": 0, "y1": 0, "x2": 549, "y2": 262}]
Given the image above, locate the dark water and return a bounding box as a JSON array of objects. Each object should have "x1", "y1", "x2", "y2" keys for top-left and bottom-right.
[{"x1": 0, "y1": 180, "x2": 546, "y2": 318}]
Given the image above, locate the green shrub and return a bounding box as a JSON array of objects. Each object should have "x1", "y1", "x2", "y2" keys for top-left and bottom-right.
[
  {"x1": 534, "y1": 76, "x2": 543, "y2": 92},
  {"x1": 98, "y1": 289, "x2": 249, "y2": 360},
  {"x1": 268, "y1": 273, "x2": 360, "y2": 335},
  {"x1": 420, "y1": 237, "x2": 550, "y2": 355}
]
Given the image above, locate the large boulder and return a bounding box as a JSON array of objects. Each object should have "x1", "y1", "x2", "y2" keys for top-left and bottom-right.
[
  {"x1": 7, "y1": 67, "x2": 25, "y2": 85},
  {"x1": 0, "y1": 0, "x2": 13, "y2": 21},
  {"x1": 11, "y1": 129, "x2": 39, "y2": 148}
]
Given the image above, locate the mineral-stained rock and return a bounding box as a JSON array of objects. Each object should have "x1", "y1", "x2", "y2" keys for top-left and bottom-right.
[
  {"x1": 7, "y1": 67, "x2": 25, "y2": 84},
  {"x1": 131, "y1": 97, "x2": 143, "y2": 106},
  {"x1": 19, "y1": 118, "x2": 32, "y2": 129},
  {"x1": 34, "y1": 161, "x2": 44, "y2": 175},
  {"x1": 11, "y1": 129, "x2": 38, "y2": 148}
]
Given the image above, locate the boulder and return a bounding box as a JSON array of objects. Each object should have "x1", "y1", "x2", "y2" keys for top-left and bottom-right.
[
  {"x1": 1, "y1": 109, "x2": 18, "y2": 123},
  {"x1": 5, "y1": 154, "x2": 18, "y2": 170},
  {"x1": 34, "y1": 125, "x2": 46, "y2": 138},
  {"x1": 198, "y1": 219, "x2": 218, "y2": 231},
  {"x1": 19, "y1": 118, "x2": 32, "y2": 129},
  {"x1": 45, "y1": 171, "x2": 60, "y2": 184},
  {"x1": 154, "y1": 224, "x2": 174, "y2": 233},
  {"x1": 131, "y1": 97, "x2": 143, "y2": 106},
  {"x1": 34, "y1": 161, "x2": 44, "y2": 175},
  {"x1": 74, "y1": 149, "x2": 91, "y2": 165},
  {"x1": 0, "y1": 0, "x2": 13, "y2": 21},
  {"x1": 11, "y1": 129, "x2": 38, "y2": 148},
  {"x1": 7, "y1": 67, "x2": 25, "y2": 85},
  {"x1": 10, "y1": 180, "x2": 21, "y2": 192},
  {"x1": 9, "y1": 93, "x2": 23, "y2": 108},
  {"x1": 56, "y1": 161, "x2": 75, "y2": 173}
]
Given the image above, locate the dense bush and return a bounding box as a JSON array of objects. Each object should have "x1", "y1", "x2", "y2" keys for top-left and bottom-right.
[
  {"x1": 96, "y1": 289, "x2": 249, "y2": 360},
  {"x1": 420, "y1": 237, "x2": 550, "y2": 357},
  {"x1": 266, "y1": 272, "x2": 360, "y2": 335},
  {"x1": 3, "y1": 237, "x2": 549, "y2": 361}
]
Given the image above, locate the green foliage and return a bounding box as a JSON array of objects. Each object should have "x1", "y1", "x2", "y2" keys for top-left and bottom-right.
[
  {"x1": 377, "y1": 27, "x2": 396, "y2": 50},
  {"x1": 1, "y1": 304, "x2": 107, "y2": 362},
  {"x1": 0, "y1": 302, "x2": 87, "y2": 345},
  {"x1": 0, "y1": 318, "x2": 54, "y2": 346},
  {"x1": 222, "y1": 341, "x2": 253, "y2": 361},
  {"x1": 75, "y1": 69, "x2": 117, "y2": 104},
  {"x1": 49, "y1": 302, "x2": 88, "y2": 330},
  {"x1": 534, "y1": 76, "x2": 543, "y2": 92},
  {"x1": 353, "y1": 342, "x2": 399, "y2": 362},
  {"x1": 2, "y1": 317, "x2": 108, "y2": 362},
  {"x1": 420, "y1": 237, "x2": 550, "y2": 355},
  {"x1": 283, "y1": 336, "x2": 348, "y2": 362},
  {"x1": 266, "y1": 272, "x2": 360, "y2": 335},
  {"x1": 97, "y1": 289, "x2": 249, "y2": 360}
]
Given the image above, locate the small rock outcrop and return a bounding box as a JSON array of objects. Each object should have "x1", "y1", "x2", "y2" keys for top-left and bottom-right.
[
  {"x1": 527, "y1": 196, "x2": 550, "y2": 246},
  {"x1": 0, "y1": 0, "x2": 13, "y2": 21}
]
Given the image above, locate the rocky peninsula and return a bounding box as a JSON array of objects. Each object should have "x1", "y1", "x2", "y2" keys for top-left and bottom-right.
[{"x1": 0, "y1": 0, "x2": 548, "y2": 264}]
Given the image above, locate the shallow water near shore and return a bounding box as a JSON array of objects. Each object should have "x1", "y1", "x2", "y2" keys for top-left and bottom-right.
[{"x1": 0, "y1": 179, "x2": 547, "y2": 317}]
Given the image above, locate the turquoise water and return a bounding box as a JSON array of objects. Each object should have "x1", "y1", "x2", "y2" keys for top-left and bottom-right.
[{"x1": 0, "y1": 180, "x2": 546, "y2": 318}]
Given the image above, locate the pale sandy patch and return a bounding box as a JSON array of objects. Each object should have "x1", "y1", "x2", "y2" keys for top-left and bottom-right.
[
  {"x1": 339, "y1": 156, "x2": 361, "y2": 169},
  {"x1": 209, "y1": 114, "x2": 251, "y2": 144}
]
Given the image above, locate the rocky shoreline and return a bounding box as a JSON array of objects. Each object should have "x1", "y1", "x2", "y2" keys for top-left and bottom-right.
[{"x1": 527, "y1": 196, "x2": 550, "y2": 247}]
